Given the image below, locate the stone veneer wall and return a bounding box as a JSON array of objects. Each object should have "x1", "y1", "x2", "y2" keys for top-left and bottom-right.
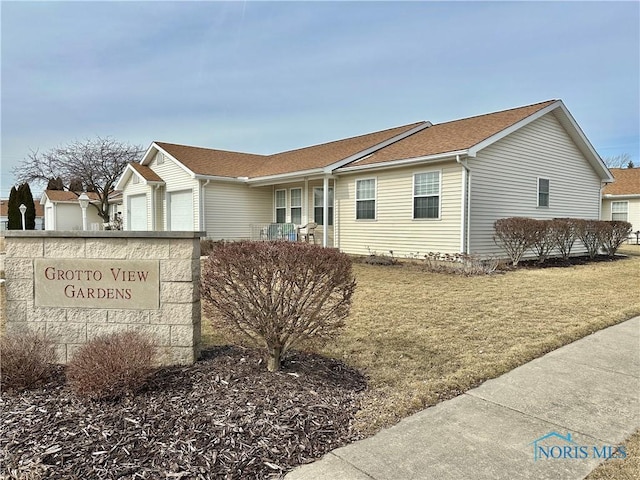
[{"x1": 3, "y1": 231, "x2": 204, "y2": 366}]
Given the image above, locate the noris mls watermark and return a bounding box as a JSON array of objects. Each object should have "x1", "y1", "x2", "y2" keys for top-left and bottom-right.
[{"x1": 529, "y1": 431, "x2": 626, "y2": 461}]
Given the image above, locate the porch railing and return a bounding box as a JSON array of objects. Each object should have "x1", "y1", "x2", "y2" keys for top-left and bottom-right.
[{"x1": 250, "y1": 223, "x2": 298, "y2": 241}]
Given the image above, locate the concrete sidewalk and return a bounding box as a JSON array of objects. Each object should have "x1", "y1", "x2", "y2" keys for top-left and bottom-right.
[{"x1": 286, "y1": 316, "x2": 640, "y2": 480}]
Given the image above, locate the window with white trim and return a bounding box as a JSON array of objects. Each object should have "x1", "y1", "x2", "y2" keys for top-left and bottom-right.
[
  {"x1": 290, "y1": 188, "x2": 302, "y2": 225},
  {"x1": 313, "y1": 187, "x2": 334, "y2": 226},
  {"x1": 275, "y1": 189, "x2": 286, "y2": 223},
  {"x1": 356, "y1": 179, "x2": 376, "y2": 220},
  {"x1": 538, "y1": 178, "x2": 550, "y2": 207},
  {"x1": 611, "y1": 201, "x2": 628, "y2": 222},
  {"x1": 413, "y1": 171, "x2": 440, "y2": 219}
]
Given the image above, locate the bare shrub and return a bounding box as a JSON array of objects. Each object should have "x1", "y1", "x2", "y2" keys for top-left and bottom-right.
[
  {"x1": 575, "y1": 219, "x2": 606, "y2": 259},
  {"x1": 0, "y1": 330, "x2": 55, "y2": 391},
  {"x1": 550, "y1": 218, "x2": 578, "y2": 261},
  {"x1": 201, "y1": 241, "x2": 356, "y2": 372},
  {"x1": 530, "y1": 220, "x2": 555, "y2": 264},
  {"x1": 493, "y1": 217, "x2": 538, "y2": 266},
  {"x1": 67, "y1": 332, "x2": 157, "y2": 400},
  {"x1": 600, "y1": 221, "x2": 632, "y2": 257}
]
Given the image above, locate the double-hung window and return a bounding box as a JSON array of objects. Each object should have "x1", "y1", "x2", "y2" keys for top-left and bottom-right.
[
  {"x1": 413, "y1": 172, "x2": 440, "y2": 219},
  {"x1": 538, "y1": 178, "x2": 550, "y2": 207},
  {"x1": 275, "y1": 189, "x2": 286, "y2": 223},
  {"x1": 356, "y1": 179, "x2": 376, "y2": 220},
  {"x1": 313, "y1": 187, "x2": 334, "y2": 226},
  {"x1": 290, "y1": 188, "x2": 302, "y2": 225},
  {"x1": 611, "y1": 201, "x2": 628, "y2": 222}
]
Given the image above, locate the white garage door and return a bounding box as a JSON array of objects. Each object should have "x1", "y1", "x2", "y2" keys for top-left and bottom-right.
[
  {"x1": 169, "y1": 190, "x2": 193, "y2": 231},
  {"x1": 128, "y1": 194, "x2": 147, "y2": 230}
]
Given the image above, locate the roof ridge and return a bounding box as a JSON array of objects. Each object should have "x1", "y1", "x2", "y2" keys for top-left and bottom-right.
[
  {"x1": 155, "y1": 141, "x2": 267, "y2": 158},
  {"x1": 267, "y1": 121, "x2": 428, "y2": 158},
  {"x1": 434, "y1": 99, "x2": 558, "y2": 126}
]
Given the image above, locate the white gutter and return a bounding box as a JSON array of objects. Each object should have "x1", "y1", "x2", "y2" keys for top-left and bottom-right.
[{"x1": 335, "y1": 150, "x2": 468, "y2": 174}]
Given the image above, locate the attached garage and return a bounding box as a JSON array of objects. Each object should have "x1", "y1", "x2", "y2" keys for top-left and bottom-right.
[
  {"x1": 128, "y1": 194, "x2": 148, "y2": 230},
  {"x1": 168, "y1": 190, "x2": 194, "y2": 231}
]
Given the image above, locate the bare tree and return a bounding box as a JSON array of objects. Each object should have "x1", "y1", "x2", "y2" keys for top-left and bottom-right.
[
  {"x1": 603, "y1": 153, "x2": 634, "y2": 169},
  {"x1": 13, "y1": 137, "x2": 142, "y2": 222}
]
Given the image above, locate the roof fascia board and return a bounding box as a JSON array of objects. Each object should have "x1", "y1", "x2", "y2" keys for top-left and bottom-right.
[
  {"x1": 467, "y1": 101, "x2": 561, "y2": 157},
  {"x1": 323, "y1": 122, "x2": 432, "y2": 174},
  {"x1": 335, "y1": 150, "x2": 468, "y2": 174}
]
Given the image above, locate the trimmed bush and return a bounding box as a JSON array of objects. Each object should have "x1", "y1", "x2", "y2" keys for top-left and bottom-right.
[
  {"x1": 67, "y1": 331, "x2": 157, "y2": 400},
  {"x1": 201, "y1": 241, "x2": 356, "y2": 372},
  {"x1": 601, "y1": 221, "x2": 632, "y2": 257},
  {"x1": 530, "y1": 219, "x2": 555, "y2": 264},
  {"x1": 493, "y1": 217, "x2": 538, "y2": 266},
  {"x1": 0, "y1": 330, "x2": 55, "y2": 391},
  {"x1": 550, "y1": 218, "x2": 578, "y2": 261},
  {"x1": 575, "y1": 219, "x2": 606, "y2": 259}
]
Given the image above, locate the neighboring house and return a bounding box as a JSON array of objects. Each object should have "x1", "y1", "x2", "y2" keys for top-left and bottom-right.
[
  {"x1": 0, "y1": 198, "x2": 44, "y2": 230},
  {"x1": 116, "y1": 99, "x2": 613, "y2": 257},
  {"x1": 40, "y1": 191, "x2": 104, "y2": 231},
  {"x1": 602, "y1": 168, "x2": 640, "y2": 236}
]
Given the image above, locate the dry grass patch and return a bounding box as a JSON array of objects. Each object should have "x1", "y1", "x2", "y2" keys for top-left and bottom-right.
[
  {"x1": 585, "y1": 430, "x2": 640, "y2": 480},
  {"x1": 203, "y1": 254, "x2": 640, "y2": 436}
]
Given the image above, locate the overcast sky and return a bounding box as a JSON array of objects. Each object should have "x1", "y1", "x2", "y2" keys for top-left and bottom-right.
[{"x1": 1, "y1": 1, "x2": 639, "y2": 198}]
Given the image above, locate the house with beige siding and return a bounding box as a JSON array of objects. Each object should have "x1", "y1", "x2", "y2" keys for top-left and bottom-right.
[
  {"x1": 116, "y1": 99, "x2": 613, "y2": 258},
  {"x1": 40, "y1": 190, "x2": 122, "y2": 231},
  {"x1": 601, "y1": 168, "x2": 640, "y2": 236}
]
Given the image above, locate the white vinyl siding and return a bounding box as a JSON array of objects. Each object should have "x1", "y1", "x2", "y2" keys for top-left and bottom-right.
[
  {"x1": 413, "y1": 171, "x2": 440, "y2": 219},
  {"x1": 336, "y1": 163, "x2": 462, "y2": 256},
  {"x1": 468, "y1": 111, "x2": 603, "y2": 256},
  {"x1": 204, "y1": 182, "x2": 273, "y2": 240},
  {"x1": 356, "y1": 179, "x2": 376, "y2": 220},
  {"x1": 611, "y1": 201, "x2": 628, "y2": 222}
]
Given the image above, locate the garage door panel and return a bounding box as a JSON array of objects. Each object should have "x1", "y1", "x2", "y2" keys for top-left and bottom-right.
[
  {"x1": 169, "y1": 190, "x2": 193, "y2": 231},
  {"x1": 128, "y1": 194, "x2": 147, "y2": 230}
]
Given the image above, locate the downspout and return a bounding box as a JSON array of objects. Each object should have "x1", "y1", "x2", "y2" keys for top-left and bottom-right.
[
  {"x1": 200, "y1": 179, "x2": 211, "y2": 233},
  {"x1": 598, "y1": 182, "x2": 606, "y2": 220},
  {"x1": 456, "y1": 155, "x2": 471, "y2": 254}
]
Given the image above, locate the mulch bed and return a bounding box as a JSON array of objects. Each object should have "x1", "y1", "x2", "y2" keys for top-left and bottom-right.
[{"x1": 1, "y1": 346, "x2": 367, "y2": 479}]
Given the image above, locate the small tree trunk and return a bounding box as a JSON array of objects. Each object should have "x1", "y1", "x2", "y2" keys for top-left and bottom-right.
[{"x1": 267, "y1": 346, "x2": 282, "y2": 372}]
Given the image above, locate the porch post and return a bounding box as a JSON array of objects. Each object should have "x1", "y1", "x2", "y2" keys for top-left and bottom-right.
[{"x1": 323, "y1": 176, "x2": 329, "y2": 247}]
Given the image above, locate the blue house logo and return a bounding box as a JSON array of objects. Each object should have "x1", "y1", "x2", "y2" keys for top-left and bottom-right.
[{"x1": 529, "y1": 431, "x2": 626, "y2": 461}]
